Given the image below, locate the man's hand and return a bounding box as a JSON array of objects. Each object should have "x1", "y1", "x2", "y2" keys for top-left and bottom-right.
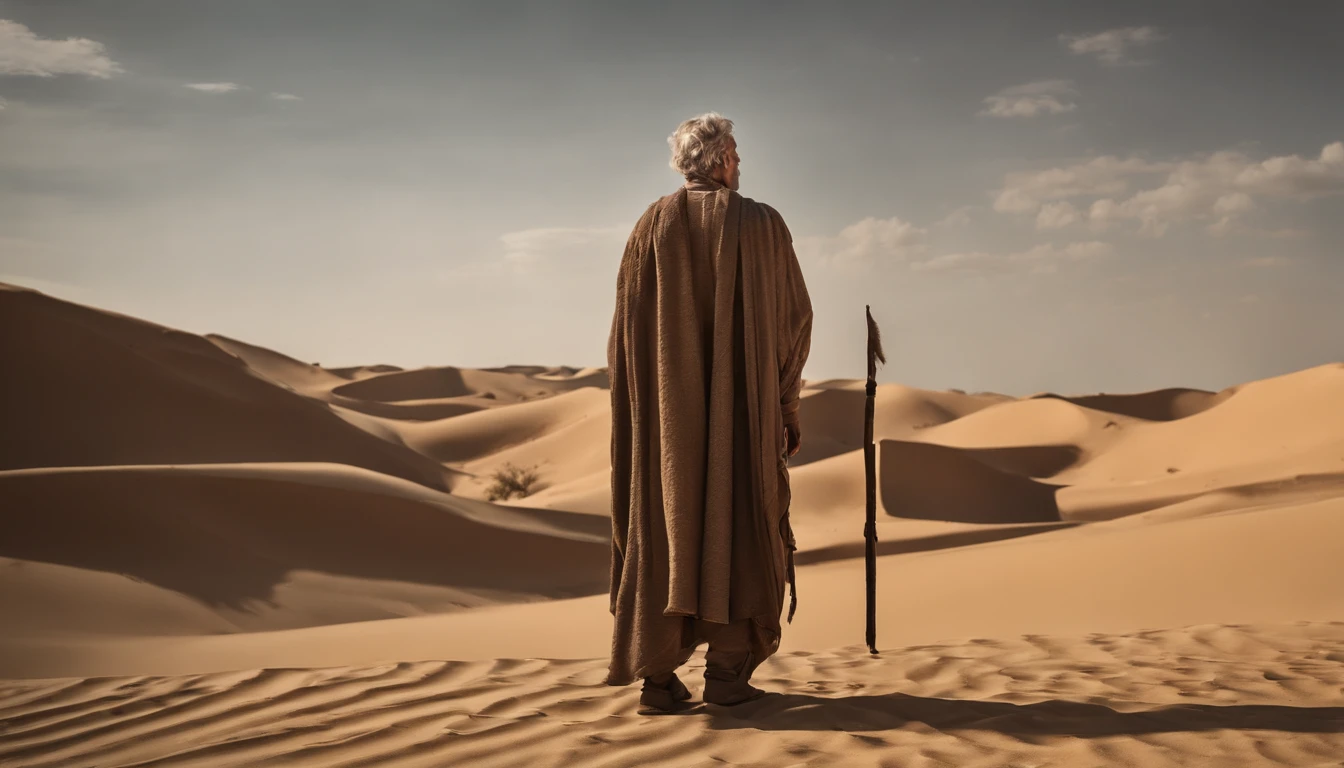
[{"x1": 785, "y1": 421, "x2": 802, "y2": 458}]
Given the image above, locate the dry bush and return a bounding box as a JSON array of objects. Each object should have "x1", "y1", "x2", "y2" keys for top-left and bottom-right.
[{"x1": 486, "y1": 462, "x2": 540, "y2": 501}]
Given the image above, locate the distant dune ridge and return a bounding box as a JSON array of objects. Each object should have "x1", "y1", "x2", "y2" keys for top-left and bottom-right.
[{"x1": 2, "y1": 279, "x2": 1343, "y2": 767}]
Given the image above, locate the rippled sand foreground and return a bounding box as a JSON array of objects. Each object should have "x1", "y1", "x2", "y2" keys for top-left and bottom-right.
[{"x1": 4, "y1": 622, "x2": 1343, "y2": 768}]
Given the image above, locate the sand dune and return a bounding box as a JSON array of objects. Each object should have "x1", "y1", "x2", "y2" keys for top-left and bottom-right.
[
  {"x1": 399, "y1": 387, "x2": 607, "y2": 466},
  {"x1": 911, "y1": 394, "x2": 1129, "y2": 458},
  {"x1": 0, "y1": 285, "x2": 455, "y2": 491},
  {"x1": 788, "y1": 383, "x2": 1008, "y2": 467},
  {"x1": 205, "y1": 333, "x2": 352, "y2": 396},
  {"x1": 325, "y1": 363, "x2": 406, "y2": 377},
  {"x1": 784, "y1": 494, "x2": 1344, "y2": 652},
  {"x1": 329, "y1": 364, "x2": 607, "y2": 404},
  {"x1": 517, "y1": 467, "x2": 614, "y2": 516},
  {"x1": 1058, "y1": 363, "x2": 1344, "y2": 486},
  {"x1": 1029, "y1": 386, "x2": 1230, "y2": 421},
  {"x1": 209, "y1": 333, "x2": 593, "y2": 423},
  {"x1": 2, "y1": 279, "x2": 1342, "y2": 766},
  {"x1": 5, "y1": 494, "x2": 1332, "y2": 676},
  {"x1": 877, "y1": 438, "x2": 1062, "y2": 523},
  {"x1": 785, "y1": 448, "x2": 869, "y2": 520},
  {"x1": 457, "y1": 392, "x2": 612, "y2": 502},
  {"x1": 0, "y1": 463, "x2": 609, "y2": 637},
  {"x1": 6, "y1": 475, "x2": 1340, "y2": 679},
  {"x1": 788, "y1": 439, "x2": 1065, "y2": 524}
]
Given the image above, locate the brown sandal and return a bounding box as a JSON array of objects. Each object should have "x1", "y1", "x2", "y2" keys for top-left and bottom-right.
[
  {"x1": 703, "y1": 652, "x2": 768, "y2": 706},
  {"x1": 638, "y1": 671, "x2": 694, "y2": 714}
]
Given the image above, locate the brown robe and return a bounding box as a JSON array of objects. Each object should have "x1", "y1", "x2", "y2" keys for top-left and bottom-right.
[{"x1": 605, "y1": 176, "x2": 813, "y2": 686}]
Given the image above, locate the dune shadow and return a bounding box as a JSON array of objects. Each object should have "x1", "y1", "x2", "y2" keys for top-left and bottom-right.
[
  {"x1": 1030, "y1": 388, "x2": 1225, "y2": 422},
  {"x1": 707, "y1": 691, "x2": 1344, "y2": 736},
  {"x1": 877, "y1": 440, "x2": 1063, "y2": 524},
  {"x1": 793, "y1": 521, "x2": 1076, "y2": 566},
  {"x1": 328, "y1": 394, "x2": 488, "y2": 422},
  {"x1": 0, "y1": 470, "x2": 612, "y2": 614},
  {"x1": 957, "y1": 444, "x2": 1083, "y2": 478},
  {"x1": 331, "y1": 366, "x2": 475, "y2": 402}
]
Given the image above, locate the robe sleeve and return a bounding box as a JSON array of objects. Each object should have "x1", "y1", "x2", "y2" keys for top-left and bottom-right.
[{"x1": 775, "y1": 215, "x2": 813, "y2": 428}]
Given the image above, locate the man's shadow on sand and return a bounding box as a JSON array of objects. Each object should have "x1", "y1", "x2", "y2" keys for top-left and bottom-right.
[{"x1": 697, "y1": 692, "x2": 1344, "y2": 736}]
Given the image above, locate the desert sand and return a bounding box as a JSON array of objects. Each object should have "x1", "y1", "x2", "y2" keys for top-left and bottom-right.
[{"x1": 2, "y1": 279, "x2": 1342, "y2": 767}]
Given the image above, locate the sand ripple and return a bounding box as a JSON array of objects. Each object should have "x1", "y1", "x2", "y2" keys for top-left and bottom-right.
[{"x1": 3, "y1": 622, "x2": 1342, "y2": 767}]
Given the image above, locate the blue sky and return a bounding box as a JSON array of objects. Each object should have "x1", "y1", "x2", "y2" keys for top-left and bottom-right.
[{"x1": 2, "y1": 1, "x2": 1341, "y2": 394}]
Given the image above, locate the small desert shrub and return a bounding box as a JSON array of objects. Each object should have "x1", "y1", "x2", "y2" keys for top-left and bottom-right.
[{"x1": 486, "y1": 462, "x2": 540, "y2": 501}]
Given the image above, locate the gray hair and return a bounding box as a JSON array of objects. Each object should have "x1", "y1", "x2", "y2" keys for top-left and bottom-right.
[{"x1": 667, "y1": 112, "x2": 735, "y2": 178}]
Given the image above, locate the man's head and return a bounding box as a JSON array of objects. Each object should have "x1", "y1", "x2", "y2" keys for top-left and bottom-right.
[{"x1": 668, "y1": 112, "x2": 740, "y2": 191}]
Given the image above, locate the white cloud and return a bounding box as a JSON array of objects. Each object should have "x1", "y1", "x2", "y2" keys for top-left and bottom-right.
[
  {"x1": 1097, "y1": 142, "x2": 1344, "y2": 236},
  {"x1": 0, "y1": 19, "x2": 123, "y2": 78},
  {"x1": 1236, "y1": 141, "x2": 1344, "y2": 195},
  {"x1": 270, "y1": 92, "x2": 302, "y2": 101},
  {"x1": 1061, "y1": 26, "x2": 1164, "y2": 66},
  {"x1": 994, "y1": 156, "x2": 1171, "y2": 214},
  {"x1": 912, "y1": 241, "x2": 1112, "y2": 274},
  {"x1": 979, "y1": 80, "x2": 1077, "y2": 118},
  {"x1": 184, "y1": 82, "x2": 243, "y2": 93},
  {"x1": 499, "y1": 226, "x2": 626, "y2": 273},
  {"x1": 995, "y1": 141, "x2": 1344, "y2": 237},
  {"x1": 0, "y1": 96, "x2": 6, "y2": 110},
  {"x1": 794, "y1": 216, "x2": 927, "y2": 267},
  {"x1": 935, "y1": 206, "x2": 974, "y2": 228},
  {"x1": 1035, "y1": 201, "x2": 1079, "y2": 230},
  {"x1": 910, "y1": 252, "x2": 981, "y2": 272}
]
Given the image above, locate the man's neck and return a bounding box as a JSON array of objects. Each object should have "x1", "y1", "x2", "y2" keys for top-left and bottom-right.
[{"x1": 684, "y1": 174, "x2": 727, "y2": 192}]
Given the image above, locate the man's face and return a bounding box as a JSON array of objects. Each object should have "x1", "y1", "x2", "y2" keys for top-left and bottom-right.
[{"x1": 714, "y1": 137, "x2": 741, "y2": 191}]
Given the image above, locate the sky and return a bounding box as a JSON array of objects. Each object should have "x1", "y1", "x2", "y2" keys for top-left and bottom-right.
[{"x1": 1, "y1": 0, "x2": 1341, "y2": 395}]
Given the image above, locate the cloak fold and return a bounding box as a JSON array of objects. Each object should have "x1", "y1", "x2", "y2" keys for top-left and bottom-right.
[{"x1": 606, "y1": 179, "x2": 813, "y2": 686}]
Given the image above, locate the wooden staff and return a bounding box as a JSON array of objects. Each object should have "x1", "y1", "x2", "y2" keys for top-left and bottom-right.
[{"x1": 864, "y1": 305, "x2": 885, "y2": 655}]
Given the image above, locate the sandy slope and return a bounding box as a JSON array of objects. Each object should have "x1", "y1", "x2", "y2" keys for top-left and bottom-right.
[
  {"x1": 0, "y1": 462, "x2": 609, "y2": 638},
  {"x1": 0, "y1": 285, "x2": 457, "y2": 491},
  {"x1": 7, "y1": 493, "x2": 1339, "y2": 681},
  {"x1": 2, "y1": 623, "x2": 1342, "y2": 767},
  {"x1": 2, "y1": 279, "x2": 1343, "y2": 766}
]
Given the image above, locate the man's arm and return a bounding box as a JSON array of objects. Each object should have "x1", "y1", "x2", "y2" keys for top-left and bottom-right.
[{"x1": 777, "y1": 221, "x2": 813, "y2": 453}]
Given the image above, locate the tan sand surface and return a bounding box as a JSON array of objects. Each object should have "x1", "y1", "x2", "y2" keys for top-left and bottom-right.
[
  {"x1": 2, "y1": 280, "x2": 1342, "y2": 766},
  {"x1": 2, "y1": 623, "x2": 1342, "y2": 767}
]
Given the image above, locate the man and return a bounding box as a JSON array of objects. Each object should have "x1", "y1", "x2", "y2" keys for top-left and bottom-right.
[{"x1": 605, "y1": 112, "x2": 813, "y2": 714}]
